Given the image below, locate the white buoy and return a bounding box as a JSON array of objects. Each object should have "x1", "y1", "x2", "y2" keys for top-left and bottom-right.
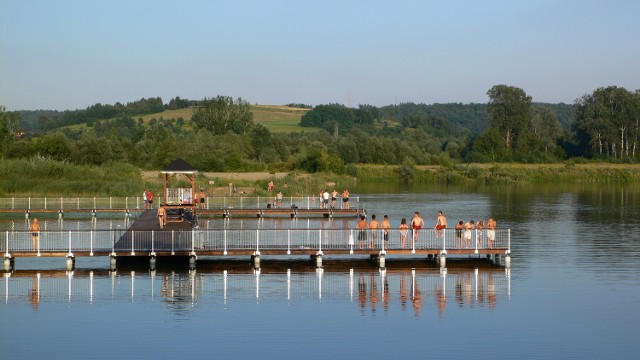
[
  {"x1": 505, "y1": 255, "x2": 511, "y2": 268},
  {"x1": 379, "y1": 255, "x2": 385, "y2": 268},
  {"x1": 315, "y1": 254, "x2": 323, "y2": 268},
  {"x1": 149, "y1": 256, "x2": 156, "y2": 270},
  {"x1": 189, "y1": 255, "x2": 196, "y2": 268},
  {"x1": 4, "y1": 257, "x2": 12, "y2": 271},
  {"x1": 252, "y1": 255, "x2": 260, "y2": 269}
]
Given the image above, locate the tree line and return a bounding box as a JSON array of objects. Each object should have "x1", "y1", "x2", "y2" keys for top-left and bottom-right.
[{"x1": 1, "y1": 85, "x2": 638, "y2": 175}]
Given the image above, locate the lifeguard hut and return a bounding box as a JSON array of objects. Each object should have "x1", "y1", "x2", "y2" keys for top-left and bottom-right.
[{"x1": 160, "y1": 158, "x2": 198, "y2": 224}]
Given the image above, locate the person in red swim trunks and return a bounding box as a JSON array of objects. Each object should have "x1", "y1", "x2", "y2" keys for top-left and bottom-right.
[
  {"x1": 410, "y1": 212, "x2": 424, "y2": 248},
  {"x1": 433, "y1": 210, "x2": 447, "y2": 239}
]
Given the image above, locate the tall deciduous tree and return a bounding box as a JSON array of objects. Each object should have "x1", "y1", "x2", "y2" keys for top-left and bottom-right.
[
  {"x1": 486, "y1": 85, "x2": 532, "y2": 151},
  {"x1": 0, "y1": 106, "x2": 20, "y2": 156},
  {"x1": 574, "y1": 86, "x2": 639, "y2": 158},
  {"x1": 192, "y1": 96, "x2": 254, "y2": 135}
]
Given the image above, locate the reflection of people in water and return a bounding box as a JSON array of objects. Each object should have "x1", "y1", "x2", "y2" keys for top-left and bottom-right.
[
  {"x1": 488, "y1": 272, "x2": 496, "y2": 309},
  {"x1": 383, "y1": 275, "x2": 390, "y2": 311},
  {"x1": 29, "y1": 275, "x2": 40, "y2": 312},
  {"x1": 411, "y1": 274, "x2": 422, "y2": 316},
  {"x1": 435, "y1": 284, "x2": 446, "y2": 316},
  {"x1": 400, "y1": 273, "x2": 408, "y2": 311},
  {"x1": 358, "y1": 273, "x2": 367, "y2": 311},
  {"x1": 369, "y1": 273, "x2": 378, "y2": 311}
]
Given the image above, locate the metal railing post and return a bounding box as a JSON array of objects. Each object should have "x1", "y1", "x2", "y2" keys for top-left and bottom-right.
[
  {"x1": 508, "y1": 229, "x2": 511, "y2": 254},
  {"x1": 171, "y1": 230, "x2": 175, "y2": 255},
  {"x1": 191, "y1": 229, "x2": 195, "y2": 256},
  {"x1": 151, "y1": 230, "x2": 155, "y2": 256},
  {"x1": 287, "y1": 229, "x2": 291, "y2": 255},
  {"x1": 131, "y1": 230, "x2": 135, "y2": 256},
  {"x1": 474, "y1": 229, "x2": 478, "y2": 254},
  {"x1": 90, "y1": 230, "x2": 94, "y2": 256},
  {"x1": 5, "y1": 231, "x2": 9, "y2": 258},
  {"x1": 67, "y1": 231, "x2": 73, "y2": 257},
  {"x1": 223, "y1": 229, "x2": 227, "y2": 255},
  {"x1": 318, "y1": 229, "x2": 322, "y2": 253},
  {"x1": 255, "y1": 229, "x2": 260, "y2": 255},
  {"x1": 442, "y1": 229, "x2": 447, "y2": 255}
]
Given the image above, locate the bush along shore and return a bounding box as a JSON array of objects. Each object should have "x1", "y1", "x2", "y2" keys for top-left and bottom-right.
[{"x1": 1, "y1": 157, "x2": 639, "y2": 197}]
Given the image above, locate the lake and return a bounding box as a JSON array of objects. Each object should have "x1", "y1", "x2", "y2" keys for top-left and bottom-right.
[{"x1": 1, "y1": 183, "x2": 639, "y2": 359}]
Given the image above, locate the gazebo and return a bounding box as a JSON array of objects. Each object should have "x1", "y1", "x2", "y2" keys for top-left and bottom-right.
[{"x1": 160, "y1": 158, "x2": 198, "y2": 223}]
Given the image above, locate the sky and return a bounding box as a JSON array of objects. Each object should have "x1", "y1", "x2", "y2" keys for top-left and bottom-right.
[{"x1": 1, "y1": 0, "x2": 639, "y2": 111}]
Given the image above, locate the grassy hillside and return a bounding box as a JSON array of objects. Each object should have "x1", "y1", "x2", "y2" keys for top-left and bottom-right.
[{"x1": 132, "y1": 105, "x2": 311, "y2": 133}]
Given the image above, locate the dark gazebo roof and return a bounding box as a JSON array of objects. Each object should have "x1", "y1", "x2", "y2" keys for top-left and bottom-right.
[{"x1": 161, "y1": 158, "x2": 198, "y2": 174}]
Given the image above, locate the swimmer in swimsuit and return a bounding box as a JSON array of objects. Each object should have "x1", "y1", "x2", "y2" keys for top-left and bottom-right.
[{"x1": 410, "y1": 212, "x2": 424, "y2": 248}]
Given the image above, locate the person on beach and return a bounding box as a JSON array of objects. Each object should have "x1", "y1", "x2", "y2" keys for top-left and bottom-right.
[
  {"x1": 410, "y1": 212, "x2": 424, "y2": 248},
  {"x1": 487, "y1": 217, "x2": 496, "y2": 248},
  {"x1": 356, "y1": 215, "x2": 368, "y2": 249},
  {"x1": 434, "y1": 211, "x2": 447, "y2": 239},
  {"x1": 157, "y1": 206, "x2": 166, "y2": 229},
  {"x1": 399, "y1": 218, "x2": 409, "y2": 249},
  {"x1": 29, "y1": 218, "x2": 41, "y2": 251},
  {"x1": 382, "y1": 215, "x2": 391, "y2": 248},
  {"x1": 369, "y1": 214, "x2": 380, "y2": 249}
]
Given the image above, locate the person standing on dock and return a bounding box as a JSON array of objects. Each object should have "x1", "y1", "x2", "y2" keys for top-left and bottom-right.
[
  {"x1": 487, "y1": 217, "x2": 496, "y2": 248},
  {"x1": 342, "y1": 189, "x2": 350, "y2": 209},
  {"x1": 147, "y1": 190, "x2": 153, "y2": 209},
  {"x1": 410, "y1": 212, "x2": 424, "y2": 248},
  {"x1": 382, "y1": 215, "x2": 391, "y2": 248},
  {"x1": 463, "y1": 220, "x2": 475, "y2": 248},
  {"x1": 322, "y1": 190, "x2": 330, "y2": 209},
  {"x1": 399, "y1": 218, "x2": 409, "y2": 249},
  {"x1": 143, "y1": 189, "x2": 148, "y2": 208},
  {"x1": 200, "y1": 189, "x2": 206, "y2": 209},
  {"x1": 157, "y1": 207, "x2": 166, "y2": 229},
  {"x1": 369, "y1": 214, "x2": 380, "y2": 249},
  {"x1": 29, "y1": 218, "x2": 41, "y2": 251},
  {"x1": 356, "y1": 215, "x2": 368, "y2": 249},
  {"x1": 434, "y1": 211, "x2": 447, "y2": 239},
  {"x1": 331, "y1": 189, "x2": 339, "y2": 208},
  {"x1": 455, "y1": 221, "x2": 464, "y2": 248}
]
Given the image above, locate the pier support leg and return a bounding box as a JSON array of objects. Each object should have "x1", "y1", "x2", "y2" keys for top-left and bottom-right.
[
  {"x1": 109, "y1": 255, "x2": 117, "y2": 270},
  {"x1": 149, "y1": 255, "x2": 156, "y2": 270},
  {"x1": 189, "y1": 255, "x2": 197, "y2": 269},
  {"x1": 378, "y1": 254, "x2": 385, "y2": 268},
  {"x1": 438, "y1": 253, "x2": 446, "y2": 268},
  {"x1": 4, "y1": 257, "x2": 14, "y2": 271},
  {"x1": 505, "y1": 254, "x2": 511, "y2": 268},
  {"x1": 251, "y1": 254, "x2": 260, "y2": 269},
  {"x1": 315, "y1": 253, "x2": 323, "y2": 268},
  {"x1": 66, "y1": 256, "x2": 75, "y2": 270}
]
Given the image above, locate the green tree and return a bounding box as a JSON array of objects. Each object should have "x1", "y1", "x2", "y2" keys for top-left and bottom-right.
[
  {"x1": 192, "y1": 96, "x2": 254, "y2": 135},
  {"x1": 529, "y1": 106, "x2": 563, "y2": 153},
  {"x1": 486, "y1": 85, "x2": 532, "y2": 151},
  {"x1": 0, "y1": 106, "x2": 20, "y2": 156}
]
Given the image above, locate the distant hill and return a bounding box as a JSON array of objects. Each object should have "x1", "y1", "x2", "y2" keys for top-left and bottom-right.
[{"x1": 15, "y1": 100, "x2": 574, "y2": 135}]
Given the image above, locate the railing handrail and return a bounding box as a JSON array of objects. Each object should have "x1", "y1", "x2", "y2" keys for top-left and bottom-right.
[
  {"x1": 0, "y1": 196, "x2": 362, "y2": 211},
  {"x1": 2, "y1": 228, "x2": 511, "y2": 256}
]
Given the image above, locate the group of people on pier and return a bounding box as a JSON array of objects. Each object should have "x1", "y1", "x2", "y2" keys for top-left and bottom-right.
[
  {"x1": 354, "y1": 211, "x2": 497, "y2": 249},
  {"x1": 311, "y1": 189, "x2": 350, "y2": 209}
]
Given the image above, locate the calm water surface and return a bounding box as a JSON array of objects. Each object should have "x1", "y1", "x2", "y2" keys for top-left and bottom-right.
[{"x1": 1, "y1": 184, "x2": 639, "y2": 359}]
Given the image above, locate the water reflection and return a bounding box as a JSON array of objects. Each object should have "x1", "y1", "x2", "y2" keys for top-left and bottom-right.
[{"x1": 3, "y1": 262, "x2": 509, "y2": 318}]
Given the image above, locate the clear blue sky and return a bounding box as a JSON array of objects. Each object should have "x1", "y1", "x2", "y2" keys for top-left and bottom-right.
[{"x1": 1, "y1": 0, "x2": 639, "y2": 111}]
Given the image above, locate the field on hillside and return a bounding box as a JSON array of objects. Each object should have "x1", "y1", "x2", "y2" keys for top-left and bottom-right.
[{"x1": 134, "y1": 105, "x2": 314, "y2": 133}]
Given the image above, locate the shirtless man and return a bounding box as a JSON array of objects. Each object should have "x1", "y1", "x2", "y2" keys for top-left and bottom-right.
[
  {"x1": 381, "y1": 215, "x2": 391, "y2": 248},
  {"x1": 410, "y1": 212, "x2": 425, "y2": 248},
  {"x1": 487, "y1": 217, "x2": 496, "y2": 248},
  {"x1": 342, "y1": 189, "x2": 350, "y2": 209},
  {"x1": 463, "y1": 220, "x2": 475, "y2": 248},
  {"x1": 29, "y1": 218, "x2": 41, "y2": 251},
  {"x1": 356, "y1": 216, "x2": 368, "y2": 249},
  {"x1": 434, "y1": 211, "x2": 447, "y2": 239},
  {"x1": 369, "y1": 214, "x2": 380, "y2": 249},
  {"x1": 331, "y1": 189, "x2": 339, "y2": 208}
]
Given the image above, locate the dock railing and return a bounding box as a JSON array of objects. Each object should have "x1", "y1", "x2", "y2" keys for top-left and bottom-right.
[
  {"x1": 2, "y1": 228, "x2": 510, "y2": 257},
  {"x1": 0, "y1": 196, "x2": 362, "y2": 211}
]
